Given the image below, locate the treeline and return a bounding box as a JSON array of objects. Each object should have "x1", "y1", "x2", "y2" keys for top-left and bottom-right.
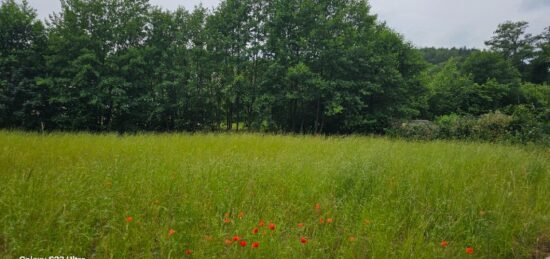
[
  {"x1": 397, "y1": 21, "x2": 550, "y2": 144},
  {"x1": 418, "y1": 47, "x2": 478, "y2": 65},
  {"x1": 1, "y1": 0, "x2": 549, "y2": 142}
]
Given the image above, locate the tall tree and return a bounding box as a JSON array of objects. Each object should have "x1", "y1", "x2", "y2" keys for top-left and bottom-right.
[
  {"x1": 0, "y1": 0, "x2": 47, "y2": 130},
  {"x1": 461, "y1": 51, "x2": 520, "y2": 85},
  {"x1": 530, "y1": 26, "x2": 550, "y2": 84},
  {"x1": 485, "y1": 21, "x2": 535, "y2": 78}
]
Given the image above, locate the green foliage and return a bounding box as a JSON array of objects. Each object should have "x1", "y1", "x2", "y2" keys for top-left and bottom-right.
[
  {"x1": 418, "y1": 47, "x2": 478, "y2": 65},
  {"x1": 0, "y1": 1, "x2": 549, "y2": 143},
  {"x1": 428, "y1": 59, "x2": 478, "y2": 116},
  {"x1": 485, "y1": 21, "x2": 535, "y2": 76},
  {"x1": 0, "y1": 0, "x2": 428, "y2": 134},
  {"x1": 530, "y1": 26, "x2": 550, "y2": 84},
  {"x1": 388, "y1": 120, "x2": 440, "y2": 140},
  {"x1": 435, "y1": 114, "x2": 475, "y2": 139},
  {"x1": 461, "y1": 51, "x2": 520, "y2": 85},
  {"x1": 0, "y1": 0, "x2": 46, "y2": 130},
  {"x1": 471, "y1": 111, "x2": 514, "y2": 141}
]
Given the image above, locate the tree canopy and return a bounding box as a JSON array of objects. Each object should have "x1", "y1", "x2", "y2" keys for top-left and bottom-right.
[{"x1": 0, "y1": 0, "x2": 549, "y2": 140}]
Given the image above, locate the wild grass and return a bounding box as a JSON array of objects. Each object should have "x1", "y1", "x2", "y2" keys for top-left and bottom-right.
[{"x1": 0, "y1": 131, "x2": 549, "y2": 258}]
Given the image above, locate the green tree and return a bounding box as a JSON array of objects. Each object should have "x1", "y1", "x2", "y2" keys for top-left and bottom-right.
[
  {"x1": 461, "y1": 51, "x2": 520, "y2": 85},
  {"x1": 485, "y1": 21, "x2": 535, "y2": 78},
  {"x1": 428, "y1": 59, "x2": 477, "y2": 116},
  {"x1": 530, "y1": 26, "x2": 550, "y2": 84},
  {"x1": 0, "y1": 0, "x2": 47, "y2": 130}
]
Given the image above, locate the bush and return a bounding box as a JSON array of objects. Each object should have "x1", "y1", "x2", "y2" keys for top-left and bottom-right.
[
  {"x1": 470, "y1": 111, "x2": 513, "y2": 141},
  {"x1": 435, "y1": 114, "x2": 475, "y2": 139},
  {"x1": 389, "y1": 120, "x2": 440, "y2": 140},
  {"x1": 391, "y1": 109, "x2": 549, "y2": 145},
  {"x1": 509, "y1": 105, "x2": 550, "y2": 144}
]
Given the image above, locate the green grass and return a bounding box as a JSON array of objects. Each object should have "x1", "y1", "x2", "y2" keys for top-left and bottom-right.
[{"x1": 1, "y1": 131, "x2": 549, "y2": 258}]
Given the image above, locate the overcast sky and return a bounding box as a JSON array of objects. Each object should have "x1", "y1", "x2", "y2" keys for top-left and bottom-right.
[{"x1": 21, "y1": 0, "x2": 550, "y2": 49}]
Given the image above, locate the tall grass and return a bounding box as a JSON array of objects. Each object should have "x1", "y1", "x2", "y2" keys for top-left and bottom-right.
[{"x1": 1, "y1": 131, "x2": 549, "y2": 258}]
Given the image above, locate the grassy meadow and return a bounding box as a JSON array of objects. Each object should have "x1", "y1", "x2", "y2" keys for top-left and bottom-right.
[{"x1": 1, "y1": 131, "x2": 549, "y2": 258}]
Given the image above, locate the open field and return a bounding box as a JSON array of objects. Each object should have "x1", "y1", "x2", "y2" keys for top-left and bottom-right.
[{"x1": 1, "y1": 132, "x2": 549, "y2": 258}]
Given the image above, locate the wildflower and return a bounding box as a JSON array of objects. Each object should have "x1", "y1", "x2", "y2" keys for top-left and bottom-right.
[
  {"x1": 268, "y1": 223, "x2": 276, "y2": 230},
  {"x1": 326, "y1": 218, "x2": 333, "y2": 224},
  {"x1": 441, "y1": 240, "x2": 448, "y2": 248},
  {"x1": 252, "y1": 228, "x2": 259, "y2": 234},
  {"x1": 258, "y1": 219, "x2": 265, "y2": 227},
  {"x1": 319, "y1": 218, "x2": 324, "y2": 224},
  {"x1": 168, "y1": 229, "x2": 176, "y2": 237},
  {"x1": 300, "y1": 236, "x2": 308, "y2": 244},
  {"x1": 224, "y1": 239, "x2": 232, "y2": 245},
  {"x1": 315, "y1": 203, "x2": 321, "y2": 210},
  {"x1": 238, "y1": 211, "x2": 245, "y2": 219},
  {"x1": 240, "y1": 241, "x2": 247, "y2": 247},
  {"x1": 185, "y1": 249, "x2": 192, "y2": 255},
  {"x1": 224, "y1": 218, "x2": 231, "y2": 224},
  {"x1": 252, "y1": 242, "x2": 260, "y2": 248},
  {"x1": 297, "y1": 223, "x2": 304, "y2": 228},
  {"x1": 232, "y1": 235, "x2": 240, "y2": 241},
  {"x1": 126, "y1": 216, "x2": 133, "y2": 223},
  {"x1": 465, "y1": 247, "x2": 474, "y2": 254}
]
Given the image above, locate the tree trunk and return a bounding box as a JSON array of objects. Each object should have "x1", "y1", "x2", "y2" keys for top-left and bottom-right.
[{"x1": 314, "y1": 97, "x2": 320, "y2": 134}]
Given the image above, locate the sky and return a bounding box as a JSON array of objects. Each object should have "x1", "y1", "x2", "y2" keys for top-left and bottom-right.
[{"x1": 21, "y1": 0, "x2": 550, "y2": 49}]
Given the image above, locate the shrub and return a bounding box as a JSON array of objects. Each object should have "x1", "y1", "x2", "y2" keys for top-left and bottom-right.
[
  {"x1": 435, "y1": 114, "x2": 475, "y2": 139},
  {"x1": 390, "y1": 120, "x2": 440, "y2": 140},
  {"x1": 470, "y1": 111, "x2": 513, "y2": 141},
  {"x1": 509, "y1": 105, "x2": 550, "y2": 145}
]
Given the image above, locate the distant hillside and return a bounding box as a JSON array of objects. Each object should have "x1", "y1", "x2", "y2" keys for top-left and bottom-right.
[{"x1": 418, "y1": 47, "x2": 479, "y2": 65}]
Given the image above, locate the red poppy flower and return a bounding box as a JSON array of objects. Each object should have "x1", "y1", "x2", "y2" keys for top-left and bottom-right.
[
  {"x1": 224, "y1": 218, "x2": 231, "y2": 224},
  {"x1": 238, "y1": 211, "x2": 245, "y2": 219},
  {"x1": 465, "y1": 247, "x2": 474, "y2": 254},
  {"x1": 315, "y1": 203, "x2": 321, "y2": 209},
  {"x1": 252, "y1": 228, "x2": 259, "y2": 234},
  {"x1": 326, "y1": 218, "x2": 333, "y2": 224},
  {"x1": 441, "y1": 240, "x2": 448, "y2": 248},
  {"x1": 297, "y1": 223, "x2": 304, "y2": 228},
  {"x1": 168, "y1": 229, "x2": 176, "y2": 236},
  {"x1": 268, "y1": 223, "x2": 276, "y2": 230},
  {"x1": 319, "y1": 218, "x2": 324, "y2": 224},
  {"x1": 240, "y1": 241, "x2": 247, "y2": 247},
  {"x1": 224, "y1": 239, "x2": 232, "y2": 245},
  {"x1": 232, "y1": 235, "x2": 240, "y2": 241},
  {"x1": 300, "y1": 236, "x2": 308, "y2": 244},
  {"x1": 258, "y1": 219, "x2": 265, "y2": 227},
  {"x1": 126, "y1": 216, "x2": 133, "y2": 223},
  {"x1": 252, "y1": 242, "x2": 259, "y2": 248},
  {"x1": 185, "y1": 249, "x2": 192, "y2": 255}
]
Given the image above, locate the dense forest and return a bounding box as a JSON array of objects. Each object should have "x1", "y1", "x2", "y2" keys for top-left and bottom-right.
[{"x1": 1, "y1": 0, "x2": 549, "y2": 142}]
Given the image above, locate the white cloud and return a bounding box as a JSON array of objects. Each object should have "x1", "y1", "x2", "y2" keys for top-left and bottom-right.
[{"x1": 369, "y1": 0, "x2": 550, "y2": 48}]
